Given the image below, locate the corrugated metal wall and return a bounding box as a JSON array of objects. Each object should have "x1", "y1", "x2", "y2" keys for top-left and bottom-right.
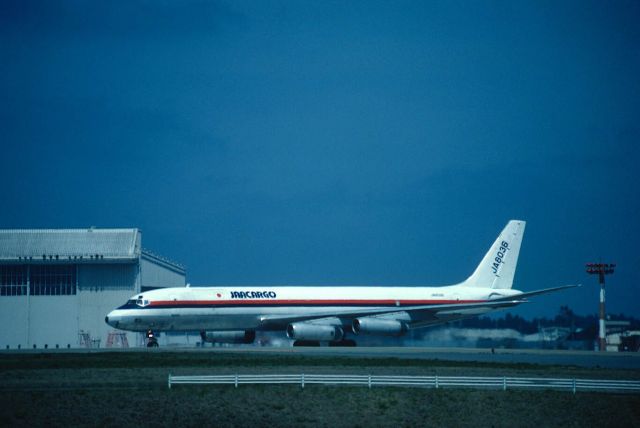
[
  {"x1": 0, "y1": 296, "x2": 29, "y2": 347},
  {"x1": 75, "y1": 264, "x2": 140, "y2": 348},
  {"x1": 29, "y1": 296, "x2": 79, "y2": 348},
  {"x1": 0, "y1": 254, "x2": 185, "y2": 348},
  {"x1": 78, "y1": 264, "x2": 138, "y2": 290},
  {"x1": 140, "y1": 258, "x2": 185, "y2": 289},
  {"x1": 78, "y1": 288, "x2": 137, "y2": 348}
]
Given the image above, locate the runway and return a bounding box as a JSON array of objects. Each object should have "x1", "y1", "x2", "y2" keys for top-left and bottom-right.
[
  {"x1": 202, "y1": 346, "x2": 640, "y2": 369},
  {"x1": 5, "y1": 346, "x2": 638, "y2": 370}
]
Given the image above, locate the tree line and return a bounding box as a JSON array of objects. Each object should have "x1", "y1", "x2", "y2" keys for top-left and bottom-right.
[{"x1": 455, "y1": 306, "x2": 640, "y2": 339}]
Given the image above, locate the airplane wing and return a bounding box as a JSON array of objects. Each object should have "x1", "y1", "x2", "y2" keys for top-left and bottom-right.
[
  {"x1": 258, "y1": 299, "x2": 526, "y2": 329},
  {"x1": 258, "y1": 285, "x2": 579, "y2": 330}
]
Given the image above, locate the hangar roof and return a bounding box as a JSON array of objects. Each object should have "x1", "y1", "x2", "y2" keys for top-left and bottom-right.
[{"x1": 0, "y1": 228, "x2": 141, "y2": 262}]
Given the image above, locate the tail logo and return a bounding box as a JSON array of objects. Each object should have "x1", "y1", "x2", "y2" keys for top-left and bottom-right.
[{"x1": 491, "y1": 241, "x2": 510, "y2": 275}]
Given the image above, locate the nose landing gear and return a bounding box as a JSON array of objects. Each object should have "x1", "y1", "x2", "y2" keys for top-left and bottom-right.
[{"x1": 146, "y1": 330, "x2": 159, "y2": 347}]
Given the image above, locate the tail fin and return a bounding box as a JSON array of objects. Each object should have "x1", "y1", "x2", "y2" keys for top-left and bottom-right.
[{"x1": 462, "y1": 220, "x2": 526, "y2": 289}]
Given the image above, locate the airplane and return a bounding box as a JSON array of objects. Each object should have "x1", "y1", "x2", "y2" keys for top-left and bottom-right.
[{"x1": 105, "y1": 220, "x2": 577, "y2": 347}]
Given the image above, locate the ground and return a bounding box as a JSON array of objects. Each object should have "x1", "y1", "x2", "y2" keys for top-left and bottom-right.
[{"x1": 0, "y1": 351, "x2": 638, "y2": 427}]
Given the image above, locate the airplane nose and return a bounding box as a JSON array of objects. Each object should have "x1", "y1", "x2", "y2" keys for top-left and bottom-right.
[{"x1": 105, "y1": 312, "x2": 120, "y2": 328}]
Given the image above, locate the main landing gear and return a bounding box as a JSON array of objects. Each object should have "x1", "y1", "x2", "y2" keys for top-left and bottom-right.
[{"x1": 146, "y1": 330, "x2": 159, "y2": 347}]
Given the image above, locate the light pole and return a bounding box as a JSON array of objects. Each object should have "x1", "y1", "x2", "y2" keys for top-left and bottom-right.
[{"x1": 586, "y1": 263, "x2": 615, "y2": 352}]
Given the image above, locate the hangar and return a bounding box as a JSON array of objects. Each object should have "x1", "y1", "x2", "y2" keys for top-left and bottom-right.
[{"x1": 0, "y1": 228, "x2": 185, "y2": 349}]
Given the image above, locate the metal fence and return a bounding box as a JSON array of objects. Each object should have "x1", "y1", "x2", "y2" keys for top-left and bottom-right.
[{"x1": 168, "y1": 374, "x2": 640, "y2": 394}]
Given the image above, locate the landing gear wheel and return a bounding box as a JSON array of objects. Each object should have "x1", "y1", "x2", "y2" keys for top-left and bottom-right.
[
  {"x1": 146, "y1": 330, "x2": 159, "y2": 347},
  {"x1": 329, "y1": 339, "x2": 357, "y2": 347},
  {"x1": 293, "y1": 340, "x2": 321, "y2": 347}
]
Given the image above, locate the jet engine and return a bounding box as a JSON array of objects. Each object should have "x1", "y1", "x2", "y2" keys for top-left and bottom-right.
[
  {"x1": 200, "y1": 330, "x2": 256, "y2": 344},
  {"x1": 352, "y1": 317, "x2": 406, "y2": 336},
  {"x1": 286, "y1": 323, "x2": 344, "y2": 341}
]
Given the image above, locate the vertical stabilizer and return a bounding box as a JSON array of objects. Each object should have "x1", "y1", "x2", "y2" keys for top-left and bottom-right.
[{"x1": 462, "y1": 220, "x2": 526, "y2": 289}]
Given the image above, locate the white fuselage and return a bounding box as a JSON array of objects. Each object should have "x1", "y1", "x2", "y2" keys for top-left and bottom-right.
[{"x1": 105, "y1": 284, "x2": 522, "y2": 332}]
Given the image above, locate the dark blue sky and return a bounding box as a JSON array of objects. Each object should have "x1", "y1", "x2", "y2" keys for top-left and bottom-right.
[{"x1": 2, "y1": 1, "x2": 639, "y2": 318}]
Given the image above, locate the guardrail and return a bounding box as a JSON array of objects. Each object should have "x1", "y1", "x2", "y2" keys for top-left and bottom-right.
[{"x1": 168, "y1": 374, "x2": 640, "y2": 394}]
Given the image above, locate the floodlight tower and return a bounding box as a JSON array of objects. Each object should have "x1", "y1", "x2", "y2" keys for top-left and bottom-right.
[{"x1": 586, "y1": 263, "x2": 615, "y2": 352}]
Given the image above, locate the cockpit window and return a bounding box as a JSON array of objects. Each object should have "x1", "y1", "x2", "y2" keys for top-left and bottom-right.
[
  {"x1": 124, "y1": 298, "x2": 150, "y2": 307},
  {"x1": 118, "y1": 298, "x2": 149, "y2": 310}
]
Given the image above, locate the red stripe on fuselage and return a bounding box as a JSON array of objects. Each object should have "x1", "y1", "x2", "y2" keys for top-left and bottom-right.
[{"x1": 148, "y1": 299, "x2": 486, "y2": 306}]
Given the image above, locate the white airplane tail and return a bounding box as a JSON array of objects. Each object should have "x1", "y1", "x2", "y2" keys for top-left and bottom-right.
[{"x1": 462, "y1": 220, "x2": 526, "y2": 289}]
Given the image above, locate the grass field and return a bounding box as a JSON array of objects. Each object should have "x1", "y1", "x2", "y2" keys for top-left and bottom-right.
[{"x1": 1, "y1": 351, "x2": 639, "y2": 427}]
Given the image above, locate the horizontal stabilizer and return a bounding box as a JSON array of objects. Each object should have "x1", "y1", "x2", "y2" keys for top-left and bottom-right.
[{"x1": 495, "y1": 284, "x2": 580, "y2": 301}]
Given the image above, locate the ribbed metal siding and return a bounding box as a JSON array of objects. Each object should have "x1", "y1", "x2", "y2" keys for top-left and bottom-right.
[
  {"x1": 140, "y1": 258, "x2": 185, "y2": 289},
  {"x1": 0, "y1": 229, "x2": 141, "y2": 260},
  {"x1": 78, "y1": 288, "x2": 136, "y2": 347},
  {"x1": 78, "y1": 264, "x2": 138, "y2": 290}
]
